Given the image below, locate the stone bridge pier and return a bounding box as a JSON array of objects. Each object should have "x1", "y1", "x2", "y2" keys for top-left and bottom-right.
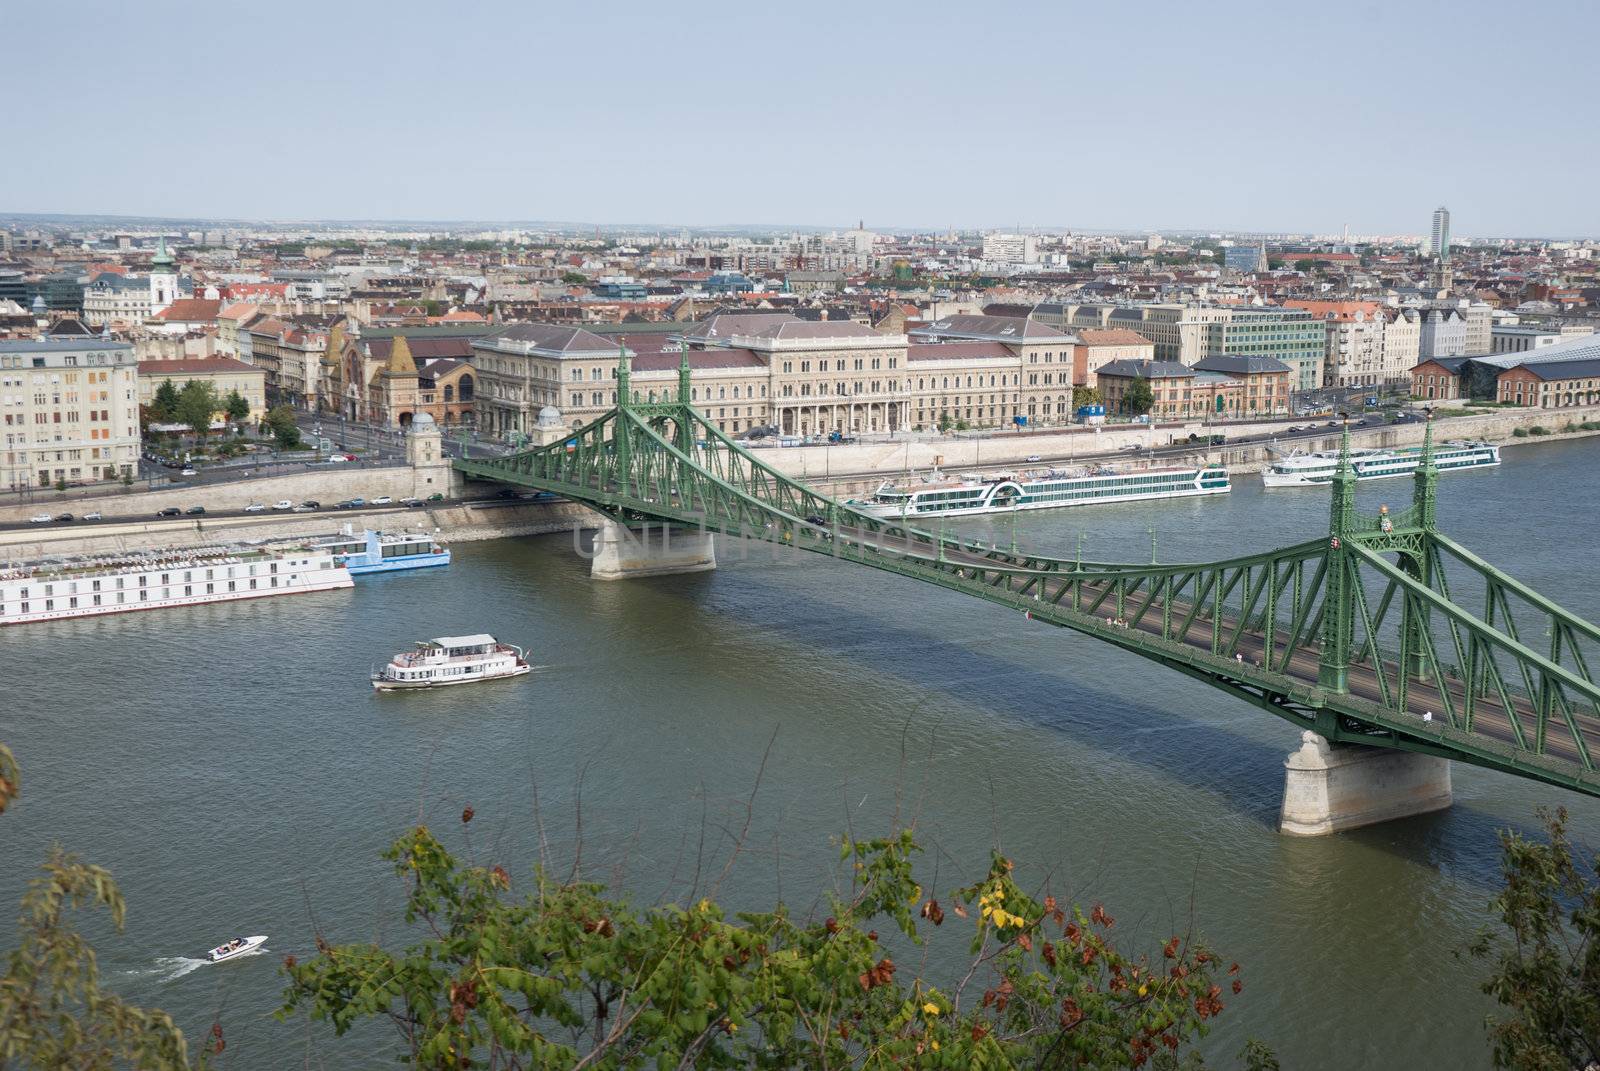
[
  {"x1": 1278, "y1": 731, "x2": 1453, "y2": 835},
  {"x1": 590, "y1": 521, "x2": 716, "y2": 580}
]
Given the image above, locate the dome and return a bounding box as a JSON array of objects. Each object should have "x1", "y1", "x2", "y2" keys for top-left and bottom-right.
[
  {"x1": 535, "y1": 405, "x2": 563, "y2": 428},
  {"x1": 407, "y1": 412, "x2": 437, "y2": 431}
]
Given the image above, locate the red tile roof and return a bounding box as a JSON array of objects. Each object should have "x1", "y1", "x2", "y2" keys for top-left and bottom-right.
[
  {"x1": 137, "y1": 357, "x2": 260, "y2": 375},
  {"x1": 906, "y1": 341, "x2": 1015, "y2": 362},
  {"x1": 632, "y1": 348, "x2": 766, "y2": 371},
  {"x1": 1077, "y1": 328, "x2": 1154, "y2": 347},
  {"x1": 153, "y1": 298, "x2": 223, "y2": 322}
]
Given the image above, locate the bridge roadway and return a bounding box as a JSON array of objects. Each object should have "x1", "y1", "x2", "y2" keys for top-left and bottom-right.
[{"x1": 821, "y1": 522, "x2": 1600, "y2": 770}]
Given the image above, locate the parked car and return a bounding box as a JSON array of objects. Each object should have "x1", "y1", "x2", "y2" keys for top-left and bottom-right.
[
  {"x1": 82, "y1": 511, "x2": 102, "y2": 522},
  {"x1": 272, "y1": 500, "x2": 293, "y2": 510},
  {"x1": 179, "y1": 468, "x2": 197, "y2": 477},
  {"x1": 156, "y1": 507, "x2": 181, "y2": 518},
  {"x1": 244, "y1": 502, "x2": 267, "y2": 512},
  {"x1": 291, "y1": 504, "x2": 315, "y2": 513},
  {"x1": 1025, "y1": 454, "x2": 1042, "y2": 463},
  {"x1": 300, "y1": 500, "x2": 321, "y2": 510},
  {"x1": 400, "y1": 497, "x2": 423, "y2": 507},
  {"x1": 185, "y1": 506, "x2": 206, "y2": 516},
  {"x1": 426, "y1": 492, "x2": 445, "y2": 502},
  {"x1": 325, "y1": 455, "x2": 350, "y2": 463},
  {"x1": 54, "y1": 512, "x2": 75, "y2": 522},
  {"x1": 348, "y1": 497, "x2": 365, "y2": 507},
  {"x1": 28, "y1": 514, "x2": 51, "y2": 524},
  {"x1": 371, "y1": 495, "x2": 392, "y2": 505}
]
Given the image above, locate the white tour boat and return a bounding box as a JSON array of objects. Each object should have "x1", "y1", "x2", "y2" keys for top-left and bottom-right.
[
  {"x1": 1261, "y1": 440, "x2": 1500, "y2": 488},
  {"x1": 846, "y1": 463, "x2": 1231, "y2": 519},
  {"x1": 207, "y1": 935, "x2": 268, "y2": 963},
  {"x1": 372, "y1": 634, "x2": 531, "y2": 691},
  {"x1": 0, "y1": 545, "x2": 352, "y2": 626}
]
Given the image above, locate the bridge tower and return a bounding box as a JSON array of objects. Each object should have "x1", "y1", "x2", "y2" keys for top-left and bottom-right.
[{"x1": 1317, "y1": 420, "x2": 1357, "y2": 692}]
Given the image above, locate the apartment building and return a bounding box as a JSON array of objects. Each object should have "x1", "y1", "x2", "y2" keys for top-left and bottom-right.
[
  {"x1": 1380, "y1": 308, "x2": 1422, "y2": 385},
  {"x1": 1284, "y1": 300, "x2": 1387, "y2": 388},
  {"x1": 0, "y1": 339, "x2": 141, "y2": 489},
  {"x1": 137, "y1": 358, "x2": 268, "y2": 422}
]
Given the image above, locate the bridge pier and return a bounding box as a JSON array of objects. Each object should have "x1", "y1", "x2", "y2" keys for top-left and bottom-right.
[
  {"x1": 590, "y1": 521, "x2": 716, "y2": 581},
  {"x1": 1278, "y1": 731, "x2": 1452, "y2": 836}
]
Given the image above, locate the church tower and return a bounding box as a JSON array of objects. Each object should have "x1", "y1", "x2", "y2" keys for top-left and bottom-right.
[{"x1": 149, "y1": 237, "x2": 178, "y2": 315}]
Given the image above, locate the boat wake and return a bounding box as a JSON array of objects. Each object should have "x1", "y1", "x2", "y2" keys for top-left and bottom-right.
[{"x1": 124, "y1": 956, "x2": 212, "y2": 983}]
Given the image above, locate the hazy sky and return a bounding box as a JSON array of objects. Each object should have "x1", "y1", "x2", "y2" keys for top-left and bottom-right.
[{"x1": 5, "y1": 0, "x2": 1597, "y2": 236}]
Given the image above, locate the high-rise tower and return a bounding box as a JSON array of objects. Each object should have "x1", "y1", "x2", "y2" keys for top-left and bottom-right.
[{"x1": 1431, "y1": 207, "x2": 1451, "y2": 263}]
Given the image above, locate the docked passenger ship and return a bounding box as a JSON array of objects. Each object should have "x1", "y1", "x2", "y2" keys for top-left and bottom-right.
[
  {"x1": 314, "y1": 528, "x2": 451, "y2": 576},
  {"x1": 1261, "y1": 441, "x2": 1500, "y2": 488},
  {"x1": 0, "y1": 545, "x2": 352, "y2": 626},
  {"x1": 847, "y1": 464, "x2": 1231, "y2": 519},
  {"x1": 371, "y1": 634, "x2": 530, "y2": 690}
]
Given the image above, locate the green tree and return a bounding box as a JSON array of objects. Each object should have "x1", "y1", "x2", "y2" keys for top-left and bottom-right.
[
  {"x1": 1124, "y1": 376, "x2": 1154, "y2": 417},
  {"x1": 175, "y1": 380, "x2": 221, "y2": 440},
  {"x1": 223, "y1": 390, "x2": 250, "y2": 424},
  {"x1": 281, "y1": 816, "x2": 1256, "y2": 1069},
  {"x1": 1469, "y1": 807, "x2": 1600, "y2": 1069},
  {"x1": 937, "y1": 410, "x2": 953, "y2": 433},
  {"x1": 1294, "y1": 259, "x2": 1317, "y2": 274},
  {"x1": 263, "y1": 404, "x2": 301, "y2": 449},
  {"x1": 561, "y1": 271, "x2": 588, "y2": 285},
  {"x1": 151, "y1": 380, "x2": 182, "y2": 423},
  {"x1": 0, "y1": 743, "x2": 200, "y2": 1069},
  {"x1": 1072, "y1": 386, "x2": 1103, "y2": 409}
]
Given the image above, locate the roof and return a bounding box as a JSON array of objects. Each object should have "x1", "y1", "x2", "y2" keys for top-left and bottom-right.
[
  {"x1": 745, "y1": 319, "x2": 881, "y2": 341},
  {"x1": 679, "y1": 311, "x2": 796, "y2": 340},
  {"x1": 477, "y1": 323, "x2": 620, "y2": 354},
  {"x1": 217, "y1": 302, "x2": 260, "y2": 322},
  {"x1": 429, "y1": 634, "x2": 497, "y2": 648},
  {"x1": 1504, "y1": 358, "x2": 1600, "y2": 381},
  {"x1": 153, "y1": 298, "x2": 222, "y2": 322},
  {"x1": 0, "y1": 338, "x2": 132, "y2": 354},
  {"x1": 366, "y1": 337, "x2": 475, "y2": 361},
  {"x1": 1466, "y1": 331, "x2": 1600, "y2": 371},
  {"x1": 1077, "y1": 328, "x2": 1154, "y2": 347},
  {"x1": 136, "y1": 357, "x2": 260, "y2": 376},
  {"x1": 1096, "y1": 359, "x2": 1194, "y2": 379},
  {"x1": 906, "y1": 341, "x2": 1016, "y2": 362},
  {"x1": 911, "y1": 314, "x2": 1073, "y2": 343},
  {"x1": 632, "y1": 348, "x2": 766, "y2": 371},
  {"x1": 1412, "y1": 355, "x2": 1471, "y2": 373},
  {"x1": 1193, "y1": 354, "x2": 1292, "y2": 375}
]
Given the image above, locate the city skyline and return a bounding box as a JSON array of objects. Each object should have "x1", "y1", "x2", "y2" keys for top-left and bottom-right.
[{"x1": 4, "y1": 0, "x2": 1598, "y2": 236}]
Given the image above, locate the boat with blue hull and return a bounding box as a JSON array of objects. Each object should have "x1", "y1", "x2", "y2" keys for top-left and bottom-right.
[{"x1": 316, "y1": 528, "x2": 451, "y2": 576}]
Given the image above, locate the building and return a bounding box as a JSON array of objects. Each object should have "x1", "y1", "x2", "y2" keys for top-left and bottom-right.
[
  {"x1": 909, "y1": 314, "x2": 1078, "y2": 427},
  {"x1": 1491, "y1": 324, "x2": 1563, "y2": 354},
  {"x1": 0, "y1": 339, "x2": 141, "y2": 489},
  {"x1": 1223, "y1": 245, "x2": 1266, "y2": 274},
  {"x1": 1494, "y1": 358, "x2": 1600, "y2": 408},
  {"x1": 1208, "y1": 307, "x2": 1325, "y2": 392},
  {"x1": 1431, "y1": 206, "x2": 1451, "y2": 262},
  {"x1": 1380, "y1": 308, "x2": 1422, "y2": 385},
  {"x1": 1409, "y1": 356, "x2": 1469, "y2": 401},
  {"x1": 137, "y1": 358, "x2": 268, "y2": 423},
  {"x1": 326, "y1": 323, "x2": 490, "y2": 429},
  {"x1": 470, "y1": 323, "x2": 626, "y2": 441},
  {"x1": 1074, "y1": 328, "x2": 1155, "y2": 388},
  {"x1": 980, "y1": 233, "x2": 1040, "y2": 265},
  {"x1": 1095, "y1": 359, "x2": 1199, "y2": 419},
  {"x1": 1284, "y1": 300, "x2": 1388, "y2": 388},
  {"x1": 1191, "y1": 354, "x2": 1293, "y2": 415},
  {"x1": 1417, "y1": 307, "x2": 1469, "y2": 359}
]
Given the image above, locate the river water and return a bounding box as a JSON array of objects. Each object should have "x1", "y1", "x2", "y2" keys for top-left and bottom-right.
[{"x1": 3, "y1": 438, "x2": 1598, "y2": 1068}]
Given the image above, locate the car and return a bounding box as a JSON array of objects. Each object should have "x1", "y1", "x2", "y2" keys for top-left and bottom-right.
[
  {"x1": 804, "y1": 514, "x2": 828, "y2": 527},
  {"x1": 185, "y1": 506, "x2": 206, "y2": 516},
  {"x1": 82, "y1": 511, "x2": 102, "y2": 522},
  {"x1": 400, "y1": 497, "x2": 423, "y2": 507},
  {"x1": 325, "y1": 454, "x2": 350, "y2": 463},
  {"x1": 272, "y1": 500, "x2": 293, "y2": 510},
  {"x1": 28, "y1": 513, "x2": 51, "y2": 524},
  {"x1": 1356, "y1": 419, "x2": 1370, "y2": 427},
  {"x1": 1286, "y1": 425, "x2": 1302, "y2": 433},
  {"x1": 179, "y1": 468, "x2": 197, "y2": 477},
  {"x1": 300, "y1": 500, "x2": 321, "y2": 510},
  {"x1": 54, "y1": 512, "x2": 75, "y2": 522},
  {"x1": 348, "y1": 497, "x2": 365, "y2": 508},
  {"x1": 334, "y1": 499, "x2": 355, "y2": 510},
  {"x1": 1123, "y1": 443, "x2": 1143, "y2": 451},
  {"x1": 1326, "y1": 420, "x2": 1339, "y2": 427},
  {"x1": 291, "y1": 504, "x2": 315, "y2": 513},
  {"x1": 243, "y1": 502, "x2": 267, "y2": 513},
  {"x1": 1025, "y1": 454, "x2": 1042, "y2": 463},
  {"x1": 495, "y1": 488, "x2": 517, "y2": 498},
  {"x1": 426, "y1": 492, "x2": 445, "y2": 501},
  {"x1": 370, "y1": 495, "x2": 393, "y2": 505},
  {"x1": 156, "y1": 507, "x2": 181, "y2": 518}
]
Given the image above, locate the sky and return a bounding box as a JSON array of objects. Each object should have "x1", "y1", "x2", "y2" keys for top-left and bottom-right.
[{"x1": 4, "y1": 0, "x2": 1598, "y2": 237}]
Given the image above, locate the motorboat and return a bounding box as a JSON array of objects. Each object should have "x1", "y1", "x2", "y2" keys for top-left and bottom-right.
[
  {"x1": 207, "y1": 935, "x2": 268, "y2": 962},
  {"x1": 372, "y1": 634, "x2": 531, "y2": 690}
]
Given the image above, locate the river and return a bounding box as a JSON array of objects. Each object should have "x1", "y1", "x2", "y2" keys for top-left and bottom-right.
[{"x1": 3, "y1": 437, "x2": 1597, "y2": 1068}]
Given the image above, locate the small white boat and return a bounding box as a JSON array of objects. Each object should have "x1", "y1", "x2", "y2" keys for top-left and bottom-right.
[
  {"x1": 372, "y1": 634, "x2": 531, "y2": 691},
  {"x1": 207, "y1": 935, "x2": 268, "y2": 963}
]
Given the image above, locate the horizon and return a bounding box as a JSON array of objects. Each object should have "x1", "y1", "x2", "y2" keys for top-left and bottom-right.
[{"x1": 5, "y1": 0, "x2": 1598, "y2": 236}]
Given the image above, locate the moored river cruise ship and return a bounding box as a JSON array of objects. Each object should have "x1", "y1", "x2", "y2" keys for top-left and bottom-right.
[
  {"x1": 1261, "y1": 441, "x2": 1500, "y2": 488},
  {"x1": 847, "y1": 464, "x2": 1231, "y2": 519},
  {"x1": 0, "y1": 545, "x2": 352, "y2": 626}
]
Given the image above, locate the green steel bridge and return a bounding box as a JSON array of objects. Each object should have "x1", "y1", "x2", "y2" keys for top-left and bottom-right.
[{"x1": 456, "y1": 350, "x2": 1600, "y2": 799}]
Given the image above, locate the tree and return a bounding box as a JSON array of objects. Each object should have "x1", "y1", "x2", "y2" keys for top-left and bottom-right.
[
  {"x1": 1468, "y1": 807, "x2": 1600, "y2": 1069},
  {"x1": 0, "y1": 743, "x2": 201, "y2": 1069},
  {"x1": 263, "y1": 404, "x2": 301, "y2": 449},
  {"x1": 937, "y1": 410, "x2": 953, "y2": 433},
  {"x1": 223, "y1": 390, "x2": 250, "y2": 424},
  {"x1": 1124, "y1": 376, "x2": 1154, "y2": 417},
  {"x1": 1294, "y1": 259, "x2": 1317, "y2": 275},
  {"x1": 175, "y1": 380, "x2": 221, "y2": 440},
  {"x1": 1072, "y1": 386, "x2": 1103, "y2": 409},
  {"x1": 282, "y1": 816, "x2": 1258, "y2": 1069},
  {"x1": 561, "y1": 271, "x2": 588, "y2": 285},
  {"x1": 150, "y1": 380, "x2": 182, "y2": 423}
]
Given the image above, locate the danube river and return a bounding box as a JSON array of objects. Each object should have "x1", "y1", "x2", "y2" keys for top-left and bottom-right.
[{"x1": 3, "y1": 437, "x2": 1598, "y2": 1068}]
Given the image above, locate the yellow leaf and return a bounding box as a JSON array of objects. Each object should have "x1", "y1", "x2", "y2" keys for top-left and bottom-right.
[
  {"x1": 931, "y1": 1040, "x2": 940, "y2": 1051},
  {"x1": 922, "y1": 1001, "x2": 940, "y2": 1015}
]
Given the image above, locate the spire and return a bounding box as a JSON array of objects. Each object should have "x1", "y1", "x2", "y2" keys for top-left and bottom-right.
[
  {"x1": 151, "y1": 236, "x2": 174, "y2": 272},
  {"x1": 616, "y1": 345, "x2": 631, "y2": 408},
  {"x1": 1328, "y1": 414, "x2": 1356, "y2": 538},
  {"x1": 677, "y1": 340, "x2": 692, "y2": 404},
  {"x1": 1413, "y1": 407, "x2": 1438, "y2": 529},
  {"x1": 384, "y1": 334, "x2": 417, "y2": 375}
]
